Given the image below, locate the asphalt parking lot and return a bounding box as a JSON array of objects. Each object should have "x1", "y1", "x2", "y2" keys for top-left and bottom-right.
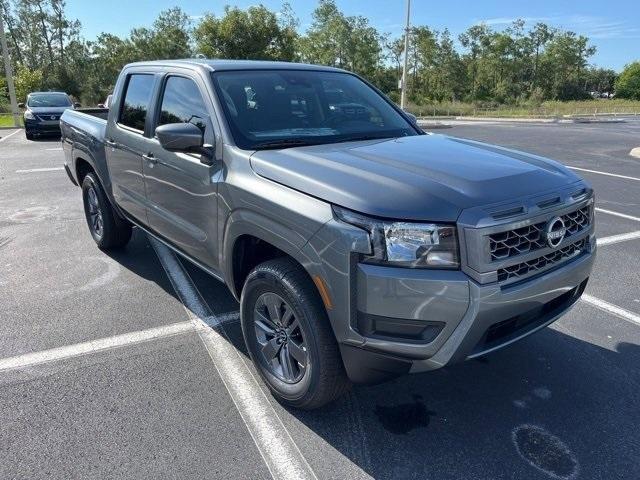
[{"x1": 1, "y1": 120, "x2": 639, "y2": 479}]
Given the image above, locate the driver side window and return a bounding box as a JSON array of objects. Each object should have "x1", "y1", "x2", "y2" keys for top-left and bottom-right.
[{"x1": 157, "y1": 76, "x2": 212, "y2": 143}]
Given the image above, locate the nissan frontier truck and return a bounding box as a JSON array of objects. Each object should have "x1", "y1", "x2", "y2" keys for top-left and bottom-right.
[{"x1": 60, "y1": 60, "x2": 595, "y2": 409}]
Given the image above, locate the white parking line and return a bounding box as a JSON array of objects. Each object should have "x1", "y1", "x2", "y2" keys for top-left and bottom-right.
[
  {"x1": 581, "y1": 294, "x2": 640, "y2": 327},
  {"x1": 0, "y1": 129, "x2": 21, "y2": 143},
  {"x1": 0, "y1": 321, "x2": 194, "y2": 372},
  {"x1": 597, "y1": 231, "x2": 640, "y2": 246},
  {"x1": 16, "y1": 167, "x2": 64, "y2": 173},
  {"x1": 567, "y1": 166, "x2": 640, "y2": 182},
  {"x1": 595, "y1": 207, "x2": 640, "y2": 223},
  {"x1": 150, "y1": 237, "x2": 318, "y2": 480}
]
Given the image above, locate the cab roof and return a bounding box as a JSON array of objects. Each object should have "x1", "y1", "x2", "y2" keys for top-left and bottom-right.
[{"x1": 125, "y1": 58, "x2": 347, "y2": 74}]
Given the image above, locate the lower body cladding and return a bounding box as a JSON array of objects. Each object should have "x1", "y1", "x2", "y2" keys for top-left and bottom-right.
[{"x1": 339, "y1": 237, "x2": 596, "y2": 384}]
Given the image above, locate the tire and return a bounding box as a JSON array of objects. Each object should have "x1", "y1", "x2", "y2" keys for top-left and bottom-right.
[
  {"x1": 81, "y1": 172, "x2": 132, "y2": 249},
  {"x1": 240, "y1": 258, "x2": 350, "y2": 410},
  {"x1": 25, "y1": 131, "x2": 34, "y2": 140}
]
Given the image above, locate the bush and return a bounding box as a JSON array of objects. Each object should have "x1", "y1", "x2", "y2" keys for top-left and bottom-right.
[{"x1": 615, "y1": 62, "x2": 640, "y2": 100}]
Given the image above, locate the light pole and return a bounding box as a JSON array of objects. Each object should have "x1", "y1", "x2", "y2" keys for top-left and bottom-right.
[
  {"x1": 400, "y1": 0, "x2": 411, "y2": 110},
  {"x1": 0, "y1": 8, "x2": 20, "y2": 128}
]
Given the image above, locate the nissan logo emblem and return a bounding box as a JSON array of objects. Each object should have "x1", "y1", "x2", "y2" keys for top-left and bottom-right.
[
  {"x1": 50, "y1": 115, "x2": 56, "y2": 120},
  {"x1": 545, "y1": 216, "x2": 566, "y2": 248}
]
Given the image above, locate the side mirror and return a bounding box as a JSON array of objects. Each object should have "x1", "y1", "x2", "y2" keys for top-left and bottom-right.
[
  {"x1": 156, "y1": 122, "x2": 213, "y2": 163},
  {"x1": 18, "y1": 102, "x2": 25, "y2": 109},
  {"x1": 97, "y1": 103, "x2": 105, "y2": 109},
  {"x1": 74, "y1": 102, "x2": 82, "y2": 108}
]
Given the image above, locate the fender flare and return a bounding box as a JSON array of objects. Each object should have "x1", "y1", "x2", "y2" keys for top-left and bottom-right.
[
  {"x1": 71, "y1": 146, "x2": 118, "y2": 209},
  {"x1": 222, "y1": 208, "x2": 326, "y2": 300}
]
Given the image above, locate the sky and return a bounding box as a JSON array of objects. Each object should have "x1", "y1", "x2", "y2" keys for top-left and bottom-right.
[{"x1": 66, "y1": 0, "x2": 640, "y2": 71}]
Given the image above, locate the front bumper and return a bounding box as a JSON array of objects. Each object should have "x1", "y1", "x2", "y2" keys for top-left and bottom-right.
[
  {"x1": 25, "y1": 118, "x2": 61, "y2": 135},
  {"x1": 338, "y1": 234, "x2": 595, "y2": 383}
]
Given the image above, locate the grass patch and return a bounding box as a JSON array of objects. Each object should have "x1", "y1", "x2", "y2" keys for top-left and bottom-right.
[
  {"x1": 405, "y1": 99, "x2": 640, "y2": 118},
  {"x1": 0, "y1": 114, "x2": 22, "y2": 128}
]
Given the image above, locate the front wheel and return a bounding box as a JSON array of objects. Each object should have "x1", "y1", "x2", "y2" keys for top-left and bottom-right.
[
  {"x1": 81, "y1": 172, "x2": 132, "y2": 249},
  {"x1": 240, "y1": 258, "x2": 350, "y2": 409},
  {"x1": 25, "y1": 131, "x2": 34, "y2": 140}
]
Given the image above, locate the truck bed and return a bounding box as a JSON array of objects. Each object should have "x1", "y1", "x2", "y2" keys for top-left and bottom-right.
[
  {"x1": 60, "y1": 108, "x2": 108, "y2": 141},
  {"x1": 75, "y1": 108, "x2": 109, "y2": 120},
  {"x1": 60, "y1": 108, "x2": 109, "y2": 188}
]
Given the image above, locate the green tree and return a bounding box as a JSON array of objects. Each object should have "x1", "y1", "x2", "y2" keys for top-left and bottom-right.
[
  {"x1": 527, "y1": 23, "x2": 554, "y2": 92},
  {"x1": 298, "y1": 0, "x2": 381, "y2": 77},
  {"x1": 82, "y1": 33, "x2": 131, "y2": 104},
  {"x1": 615, "y1": 62, "x2": 640, "y2": 99},
  {"x1": 129, "y1": 8, "x2": 192, "y2": 61},
  {"x1": 458, "y1": 24, "x2": 491, "y2": 99},
  {"x1": 14, "y1": 65, "x2": 44, "y2": 102},
  {"x1": 194, "y1": 4, "x2": 296, "y2": 61},
  {"x1": 539, "y1": 31, "x2": 595, "y2": 100}
]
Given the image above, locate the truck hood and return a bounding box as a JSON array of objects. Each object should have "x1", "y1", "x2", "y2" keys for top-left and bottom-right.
[{"x1": 250, "y1": 134, "x2": 581, "y2": 222}]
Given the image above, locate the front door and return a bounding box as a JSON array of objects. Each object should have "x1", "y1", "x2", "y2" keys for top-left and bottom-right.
[
  {"x1": 144, "y1": 74, "x2": 221, "y2": 268},
  {"x1": 107, "y1": 73, "x2": 157, "y2": 224}
]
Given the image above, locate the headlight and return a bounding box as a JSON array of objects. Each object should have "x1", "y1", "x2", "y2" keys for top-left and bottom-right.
[
  {"x1": 333, "y1": 206, "x2": 459, "y2": 269},
  {"x1": 24, "y1": 110, "x2": 35, "y2": 120}
]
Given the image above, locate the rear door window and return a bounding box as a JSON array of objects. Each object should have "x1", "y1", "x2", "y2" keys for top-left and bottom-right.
[{"x1": 119, "y1": 74, "x2": 154, "y2": 132}]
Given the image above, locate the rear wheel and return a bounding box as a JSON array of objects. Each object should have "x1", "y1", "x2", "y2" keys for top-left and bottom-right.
[
  {"x1": 240, "y1": 258, "x2": 350, "y2": 409},
  {"x1": 81, "y1": 172, "x2": 132, "y2": 249}
]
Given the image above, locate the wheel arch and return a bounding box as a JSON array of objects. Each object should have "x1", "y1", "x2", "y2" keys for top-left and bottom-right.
[
  {"x1": 222, "y1": 210, "x2": 326, "y2": 304},
  {"x1": 72, "y1": 150, "x2": 124, "y2": 220}
]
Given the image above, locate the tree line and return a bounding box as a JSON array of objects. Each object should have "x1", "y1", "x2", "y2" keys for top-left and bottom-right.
[{"x1": 1, "y1": 0, "x2": 636, "y2": 110}]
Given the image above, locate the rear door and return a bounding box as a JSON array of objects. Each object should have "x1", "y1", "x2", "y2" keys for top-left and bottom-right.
[
  {"x1": 106, "y1": 72, "x2": 158, "y2": 224},
  {"x1": 144, "y1": 73, "x2": 221, "y2": 268}
]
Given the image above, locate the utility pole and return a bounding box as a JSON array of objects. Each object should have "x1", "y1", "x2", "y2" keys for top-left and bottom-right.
[
  {"x1": 400, "y1": 0, "x2": 411, "y2": 110},
  {"x1": 0, "y1": 7, "x2": 20, "y2": 127}
]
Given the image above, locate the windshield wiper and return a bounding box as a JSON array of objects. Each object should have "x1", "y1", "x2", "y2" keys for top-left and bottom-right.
[
  {"x1": 337, "y1": 134, "x2": 395, "y2": 143},
  {"x1": 253, "y1": 139, "x2": 319, "y2": 150}
]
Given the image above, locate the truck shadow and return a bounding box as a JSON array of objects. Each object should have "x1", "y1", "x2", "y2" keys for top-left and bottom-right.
[
  {"x1": 218, "y1": 306, "x2": 640, "y2": 479},
  {"x1": 99, "y1": 229, "x2": 184, "y2": 304}
]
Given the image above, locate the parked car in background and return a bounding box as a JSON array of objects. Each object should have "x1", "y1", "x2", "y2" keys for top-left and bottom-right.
[
  {"x1": 19, "y1": 91, "x2": 79, "y2": 140},
  {"x1": 60, "y1": 59, "x2": 596, "y2": 409}
]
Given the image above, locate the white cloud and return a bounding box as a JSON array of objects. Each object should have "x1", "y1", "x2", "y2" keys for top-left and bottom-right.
[
  {"x1": 480, "y1": 16, "x2": 550, "y2": 26},
  {"x1": 477, "y1": 14, "x2": 640, "y2": 39}
]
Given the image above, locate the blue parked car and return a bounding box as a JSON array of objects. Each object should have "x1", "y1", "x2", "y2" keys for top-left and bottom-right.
[{"x1": 19, "y1": 92, "x2": 79, "y2": 140}]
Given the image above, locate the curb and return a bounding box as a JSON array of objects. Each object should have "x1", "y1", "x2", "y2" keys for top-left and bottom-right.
[
  {"x1": 418, "y1": 122, "x2": 452, "y2": 129},
  {"x1": 571, "y1": 118, "x2": 626, "y2": 124},
  {"x1": 416, "y1": 116, "x2": 630, "y2": 125},
  {"x1": 0, "y1": 126, "x2": 23, "y2": 130},
  {"x1": 453, "y1": 116, "x2": 559, "y2": 123}
]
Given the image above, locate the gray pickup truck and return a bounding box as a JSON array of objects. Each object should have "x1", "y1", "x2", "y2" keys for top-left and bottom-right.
[{"x1": 61, "y1": 59, "x2": 595, "y2": 409}]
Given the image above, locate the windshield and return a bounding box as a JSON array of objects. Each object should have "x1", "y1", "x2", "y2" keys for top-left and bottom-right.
[
  {"x1": 27, "y1": 93, "x2": 72, "y2": 108},
  {"x1": 211, "y1": 70, "x2": 418, "y2": 150}
]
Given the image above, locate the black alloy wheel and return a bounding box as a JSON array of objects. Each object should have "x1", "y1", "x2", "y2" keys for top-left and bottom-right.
[
  {"x1": 85, "y1": 184, "x2": 104, "y2": 239},
  {"x1": 253, "y1": 292, "x2": 308, "y2": 383}
]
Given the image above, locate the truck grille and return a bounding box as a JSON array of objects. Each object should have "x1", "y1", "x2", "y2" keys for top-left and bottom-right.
[
  {"x1": 497, "y1": 238, "x2": 588, "y2": 282},
  {"x1": 489, "y1": 205, "x2": 591, "y2": 261}
]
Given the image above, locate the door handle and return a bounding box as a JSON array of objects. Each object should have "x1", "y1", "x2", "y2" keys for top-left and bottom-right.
[
  {"x1": 142, "y1": 153, "x2": 158, "y2": 164},
  {"x1": 105, "y1": 139, "x2": 117, "y2": 148}
]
